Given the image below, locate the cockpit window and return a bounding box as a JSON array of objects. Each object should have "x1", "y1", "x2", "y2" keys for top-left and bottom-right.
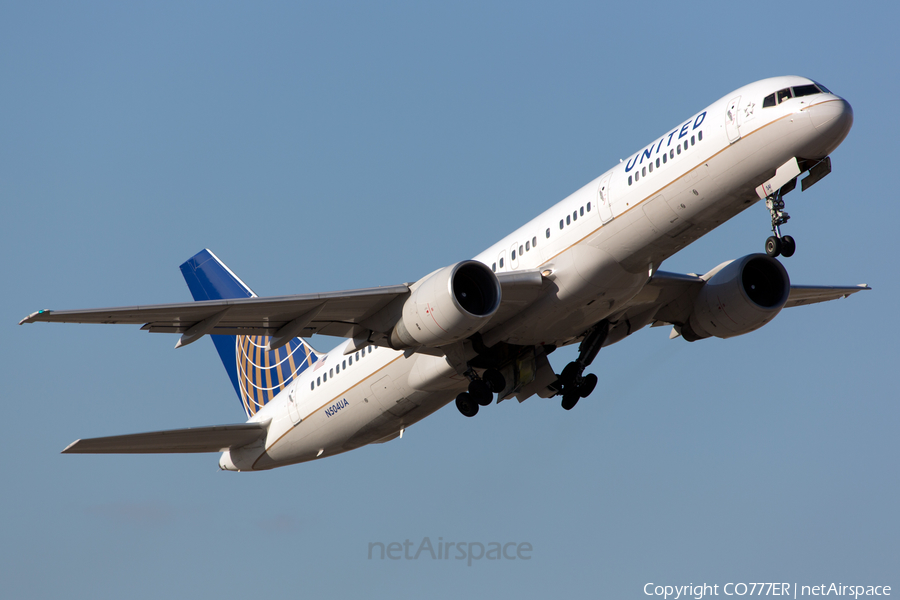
[
  {"x1": 814, "y1": 81, "x2": 831, "y2": 94},
  {"x1": 792, "y1": 84, "x2": 821, "y2": 98},
  {"x1": 763, "y1": 93, "x2": 776, "y2": 108},
  {"x1": 777, "y1": 88, "x2": 792, "y2": 103}
]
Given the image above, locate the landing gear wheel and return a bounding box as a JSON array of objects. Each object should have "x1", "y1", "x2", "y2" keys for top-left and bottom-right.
[
  {"x1": 560, "y1": 362, "x2": 580, "y2": 387},
  {"x1": 456, "y1": 392, "x2": 479, "y2": 417},
  {"x1": 765, "y1": 236, "x2": 782, "y2": 257},
  {"x1": 780, "y1": 235, "x2": 796, "y2": 257},
  {"x1": 579, "y1": 373, "x2": 598, "y2": 398},
  {"x1": 468, "y1": 379, "x2": 493, "y2": 406},
  {"x1": 482, "y1": 369, "x2": 506, "y2": 394},
  {"x1": 561, "y1": 393, "x2": 580, "y2": 411}
]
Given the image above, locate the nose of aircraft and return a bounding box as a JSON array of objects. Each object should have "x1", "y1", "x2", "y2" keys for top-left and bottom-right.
[{"x1": 808, "y1": 97, "x2": 853, "y2": 147}]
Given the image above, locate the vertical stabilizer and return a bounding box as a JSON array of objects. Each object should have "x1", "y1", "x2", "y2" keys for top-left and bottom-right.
[{"x1": 179, "y1": 249, "x2": 320, "y2": 418}]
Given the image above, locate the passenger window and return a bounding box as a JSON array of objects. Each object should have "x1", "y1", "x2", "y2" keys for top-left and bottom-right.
[
  {"x1": 342, "y1": 360, "x2": 346, "y2": 369},
  {"x1": 628, "y1": 175, "x2": 633, "y2": 185},
  {"x1": 492, "y1": 262, "x2": 496, "y2": 272},
  {"x1": 763, "y1": 93, "x2": 776, "y2": 108},
  {"x1": 512, "y1": 249, "x2": 516, "y2": 260},
  {"x1": 586, "y1": 202, "x2": 591, "y2": 211},
  {"x1": 355, "y1": 352, "x2": 359, "y2": 360},
  {"x1": 566, "y1": 215, "x2": 571, "y2": 225},
  {"x1": 519, "y1": 245, "x2": 524, "y2": 255},
  {"x1": 311, "y1": 382, "x2": 315, "y2": 390},
  {"x1": 670, "y1": 149, "x2": 674, "y2": 159},
  {"x1": 698, "y1": 131, "x2": 703, "y2": 141},
  {"x1": 677, "y1": 145, "x2": 681, "y2": 155},
  {"x1": 635, "y1": 171, "x2": 640, "y2": 181},
  {"x1": 579, "y1": 206, "x2": 584, "y2": 216},
  {"x1": 649, "y1": 162, "x2": 653, "y2": 173},
  {"x1": 655, "y1": 158, "x2": 660, "y2": 168},
  {"x1": 349, "y1": 356, "x2": 352, "y2": 365},
  {"x1": 323, "y1": 373, "x2": 327, "y2": 382},
  {"x1": 559, "y1": 219, "x2": 564, "y2": 230},
  {"x1": 777, "y1": 88, "x2": 792, "y2": 103},
  {"x1": 317, "y1": 376, "x2": 321, "y2": 385},
  {"x1": 525, "y1": 241, "x2": 530, "y2": 251},
  {"x1": 532, "y1": 236, "x2": 537, "y2": 247},
  {"x1": 662, "y1": 153, "x2": 667, "y2": 164},
  {"x1": 572, "y1": 211, "x2": 577, "y2": 222},
  {"x1": 691, "y1": 135, "x2": 695, "y2": 146},
  {"x1": 334, "y1": 366, "x2": 338, "y2": 375},
  {"x1": 500, "y1": 257, "x2": 504, "y2": 267},
  {"x1": 546, "y1": 228, "x2": 550, "y2": 238},
  {"x1": 642, "y1": 166, "x2": 647, "y2": 176},
  {"x1": 683, "y1": 141, "x2": 688, "y2": 150}
]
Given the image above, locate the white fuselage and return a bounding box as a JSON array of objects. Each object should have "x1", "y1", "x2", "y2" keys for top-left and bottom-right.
[{"x1": 220, "y1": 76, "x2": 853, "y2": 471}]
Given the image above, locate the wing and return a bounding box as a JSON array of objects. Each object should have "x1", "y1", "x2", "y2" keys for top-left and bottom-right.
[
  {"x1": 624, "y1": 271, "x2": 869, "y2": 333},
  {"x1": 62, "y1": 423, "x2": 267, "y2": 454},
  {"x1": 19, "y1": 271, "x2": 546, "y2": 349}
]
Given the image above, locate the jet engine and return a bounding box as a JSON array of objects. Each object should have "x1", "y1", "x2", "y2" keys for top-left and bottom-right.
[
  {"x1": 681, "y1": 254, "x2": 790, "y2": 342},
  {"x1": 390, "y1": 260, "x2": 501, "y2": 349}
]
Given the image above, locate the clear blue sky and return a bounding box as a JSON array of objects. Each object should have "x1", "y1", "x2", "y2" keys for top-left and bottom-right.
[{"x1": 3, "y1": 2, "x2": 897, "y2": 598}]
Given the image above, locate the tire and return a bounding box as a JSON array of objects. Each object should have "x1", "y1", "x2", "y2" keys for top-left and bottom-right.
[
  {"x1": 765, "y1": 236, "x2": 781, "y2": 257},
  {"x1": 561, "y1": 393, "x2": 580, "y2": 411},
  {"x1": 468, "y1": 379, "x2": 493, "y2": 406},
  {"x1": 560, "y1": 362, "x2": 580, "y2": 386},
  {"x1": 579, "y1": 373, "x2": 598, "y2": 398},
  {"x1": 456, "y1": 392, "x2": 479, "y2": 417},
  {"x1": 780, "y1": 235, "x2": 796, "y2": 257},
  {"x1": 482, "y1": 368, "x2": 506, "y2": 393}
]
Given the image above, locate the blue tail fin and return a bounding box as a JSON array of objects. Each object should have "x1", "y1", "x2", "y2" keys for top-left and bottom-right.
[{"x1": 180, "y1": 249, "x2": 320, "y2": 418}]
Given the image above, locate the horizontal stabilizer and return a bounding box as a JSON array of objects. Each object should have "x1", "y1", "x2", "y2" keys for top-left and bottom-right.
[{"x1": 62, "y1": 422, "x2": 267, "y2": 454}]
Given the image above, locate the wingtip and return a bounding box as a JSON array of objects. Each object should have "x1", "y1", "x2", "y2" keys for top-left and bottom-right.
[
  {"x1": 19, "y1": 309, "x2": 51, "y2": 325},
  {"x1": 61, "y1": 439, "x2": 82, "y2": 454}
]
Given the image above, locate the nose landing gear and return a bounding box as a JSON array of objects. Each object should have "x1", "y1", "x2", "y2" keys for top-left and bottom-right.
[{"x1": 764, "y1": 186, "x2": 796, "y2": 258}]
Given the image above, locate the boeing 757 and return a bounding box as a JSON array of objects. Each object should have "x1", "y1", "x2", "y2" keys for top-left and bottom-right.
[{"x1": 20, "y1": 76, "x2": 868, "y2": 471}]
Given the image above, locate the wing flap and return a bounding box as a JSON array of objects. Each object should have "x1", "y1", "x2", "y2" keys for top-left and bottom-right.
[{"x1": 62, "y1": 423, "x2": 268, "y2": 454}]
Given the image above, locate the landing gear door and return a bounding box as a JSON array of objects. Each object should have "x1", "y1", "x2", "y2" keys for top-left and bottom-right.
[
  {"x1": 725, "y1": 96, "x2": 741, "y2": 143},
  {"x1": 597, "y1": 175, "x2": 614, "y2": 224}
]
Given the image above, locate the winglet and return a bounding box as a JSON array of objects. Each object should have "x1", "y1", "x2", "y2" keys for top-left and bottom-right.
[{"x1": 18, "y1": 310, "x2": 52, "y2": 325}]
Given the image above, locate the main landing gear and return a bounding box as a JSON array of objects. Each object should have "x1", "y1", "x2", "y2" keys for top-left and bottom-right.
[
  {"x1": 553, "y1": 320, "x2": 608, "y2": 411},
  {"x1": 455, "y1": 368, "x2": 506, "y2": 417},
  {"x1": 763, "y1": 186, "x2": 796, "y2": 258}
]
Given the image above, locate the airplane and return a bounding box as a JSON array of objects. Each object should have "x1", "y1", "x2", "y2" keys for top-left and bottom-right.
[{"x1": 20, "y1": 75, "x2": 869, "y2": 471}]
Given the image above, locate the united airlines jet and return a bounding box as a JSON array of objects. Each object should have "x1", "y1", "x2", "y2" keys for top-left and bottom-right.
[{"x1": 21, "y1": 76, "x2": 868, "y2": 471}]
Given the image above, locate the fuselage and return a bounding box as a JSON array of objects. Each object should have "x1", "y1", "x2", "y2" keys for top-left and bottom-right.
[{"x1": 221, "y1": 76, "x2": 853, "y2": 471}]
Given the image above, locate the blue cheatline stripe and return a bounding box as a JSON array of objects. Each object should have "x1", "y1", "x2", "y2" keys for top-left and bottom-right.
[{"x1": 179, "y1": 249, "x2": 320, "y2": 418}]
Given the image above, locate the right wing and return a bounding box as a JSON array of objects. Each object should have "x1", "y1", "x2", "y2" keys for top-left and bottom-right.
[{"x1": 62, "y1": 423, "x2": 268, "y2": 454}]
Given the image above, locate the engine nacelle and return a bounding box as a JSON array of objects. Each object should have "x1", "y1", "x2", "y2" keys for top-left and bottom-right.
[
  {"x1": 681, "y1": 254, "x2": 790, "y2": 342},
  {"x1": 390, "y1": 260, "x2": 501, "y2": 349}
]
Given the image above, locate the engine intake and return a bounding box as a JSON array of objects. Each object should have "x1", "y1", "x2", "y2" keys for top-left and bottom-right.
[
  {"x1": 682, "y1": 254, "x2": 790, "y2": 342},
  {"x1": 390, "y1": 260, "x2": 501, "y2": 349}
]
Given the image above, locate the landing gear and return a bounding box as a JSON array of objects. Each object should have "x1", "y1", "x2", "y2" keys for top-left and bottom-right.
[
  {"x1": 454, "y1": 368, "x2": 506, "y2": 416},
  {"x1": 554, "y1": 321, "x2": 608, "y2": 410},
  {"x1": 763, "y1": 187, "x2": 797, "y2": 258},
  {"x1": 456, "y1": 392, "x2": 479, "y2": 417}
]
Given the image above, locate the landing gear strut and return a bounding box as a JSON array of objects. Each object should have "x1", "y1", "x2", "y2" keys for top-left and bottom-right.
[
  {"x1": 555, "y1": 321, "x2": 608, "y2": 410},
  {"x1": 455, "y1": 368, "x2": 506, "y2": 417},
  {"x1": 764, "y1": 187, "x2": 796, "y2": 258}
]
